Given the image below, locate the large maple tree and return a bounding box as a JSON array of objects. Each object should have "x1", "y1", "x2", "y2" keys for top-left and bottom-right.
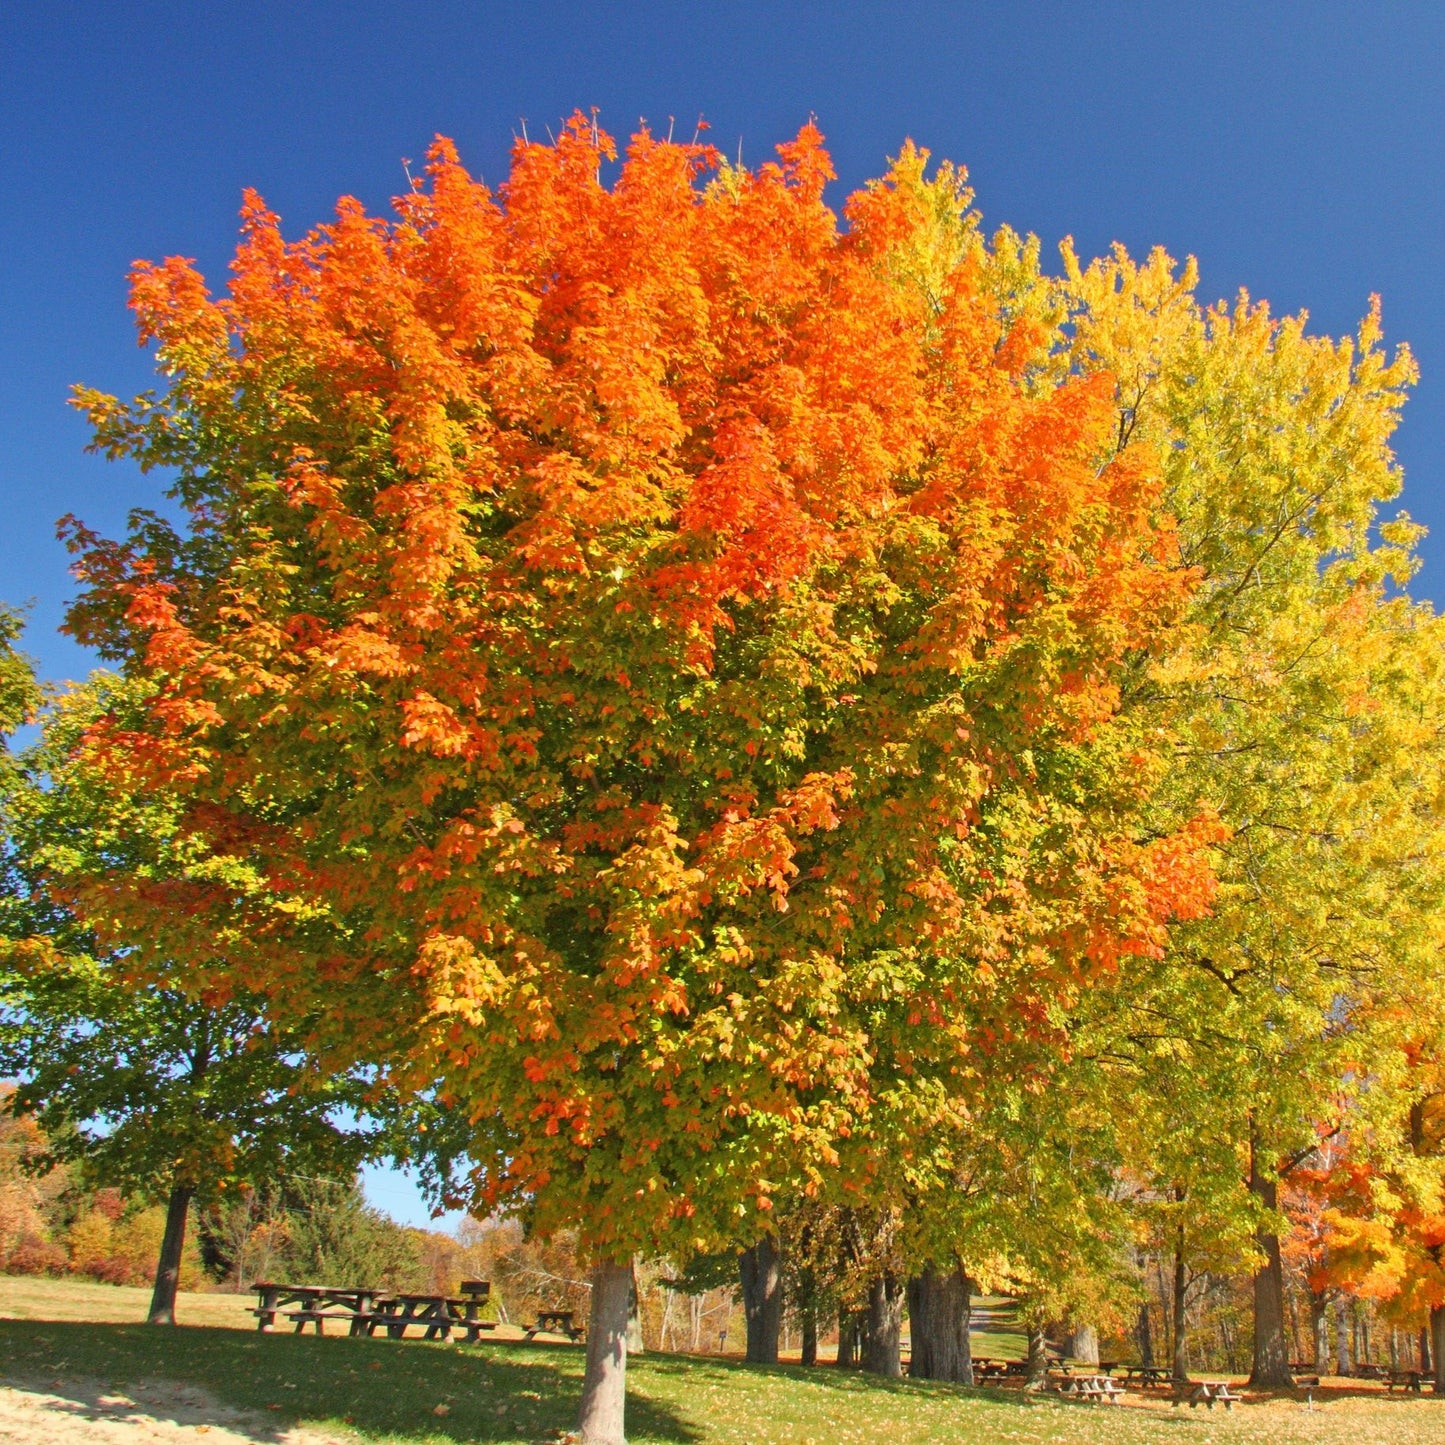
[{"x1": 66, "y1": 118, "x2": 1210, "y2": 1437}]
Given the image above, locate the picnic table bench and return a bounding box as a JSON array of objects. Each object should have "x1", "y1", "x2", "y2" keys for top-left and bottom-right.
[
  {"x1": 1055, "y1": 1373, "x2": 1122, "y2": 1404},
  {"x1": 1120, "y1": 1364, "x2": 1171, "y2": 1388},
  {"x1": 251, "y1": 1283, "x2": 384, "y2": 1335},
  {"x1": 1174, "y1": 1381, "x2": 1239, "y2": 1411},
  {"x1": 525, "y1": 1308, "x2": 584, "y2": 1342},
  {"x1": 976, "y1": 1359, "x2": 1029, "y2": 1380},
  {"x1": 252, "y1": 1279, "x2": 496, "y2": 1341},
  {"x1": 363, "y1": 1281, "x2": 497, "y2": 1342},
  {"x1": 1387, "y1": 1368, "x2": 1424, "y2": 1393}
]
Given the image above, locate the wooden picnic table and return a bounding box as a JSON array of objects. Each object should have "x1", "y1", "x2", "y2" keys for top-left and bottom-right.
[
  {"x1": 1055, "y1": 1373, "x2": 1123, "y2": 1405},
  {"x1": 252, "y1": 1280, "x2": 496, "y2": 1342},
  {"x1": 363, "y1": 1286, "x2": 498, "y2": 1343},
  {"x1": 1176, "y1": 1380, "x2": 1239, "y2": 1411},
  {"x1": 1386, "y1": 1368, "x2": 1424, "y2": 1393},
  {"x1": 251, "y1": 1283, "x2": 385, "y2": 1335},
  {"x1": 525, "y1": 1308, "x2": 584, "y2": 1342},
  {"x1": 974, "y1": 1359, "x2": 1030, "y2": 1382},
  {"x1": 1120, "y1": 1364, "x2": 1171, "y2": 1387}
]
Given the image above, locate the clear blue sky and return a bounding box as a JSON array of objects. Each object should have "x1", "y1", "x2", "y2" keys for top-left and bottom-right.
[{"x1": 4, "y1": 1, "x2": 1443, "y2": 1226}]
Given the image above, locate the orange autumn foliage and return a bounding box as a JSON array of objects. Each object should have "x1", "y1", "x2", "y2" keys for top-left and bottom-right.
[
  {"x1": 1284, "y1": 1137, "x2": 1403, "y2": 1311},
  {"x1": 65, "y1": 116, "x2": 1214, "y2": 1253}
]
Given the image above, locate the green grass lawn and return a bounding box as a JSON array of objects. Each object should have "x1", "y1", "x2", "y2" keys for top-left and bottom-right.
[{"x1": 5, "y1": 1278, "x2": 1445, "y2": 1444}]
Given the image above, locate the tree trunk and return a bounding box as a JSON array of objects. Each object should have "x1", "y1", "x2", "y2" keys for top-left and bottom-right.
[
  {"x1": 146, "y1": 1184, "x2": 194, "y2": 1326},
  {"x1": 1247, "y1": 1136, "x2": 1294, "y2": 1388},
  {"x1": 1431, "y1": 1306, "x2": 1445, "y2": 1393},
  {"x1": 795, "y1": 1255, "x2": 818, "y2": 1366},
  {"x1": 1067, "y1": 1323, "x2": 1099, "y2": 1367},
  {"x1": 1335, "y1": 1300, "x2": 1350, "y2": 1376},
  {"x1": 1136, "y1": 1301, "x2": 1155, "y2": 1367},
  {"x1": 1310, "y1": 1291, "x2": 1329, "y2": 1372},
  {"x1": 863, "y1": 1273, "x2": 903, "y2": 1377},
  {"x1": 1172, "y1": 1230, "x2": 1189, "y2": 1384},
  {"x1": 906, "y1": 1264, "x2": 973, "y2": 1383},
  {"x1": 626, "y1": 1258, "x2": 645, "y2": 1354},
  {"x1": 1024, "y1": 1323, "x2": 1049, "y2": 1390},
  {"x1": 800, "y1": 1305, "x2": 817, "y2": 1366},
  {"x1": 1422, "y1": 1324, "x2": 1433, "y2": 1376},
  {"x1": 738, "y1": 1236, "x2": 782, "y2": 1365},
  {"x1": 577, "y1": 1257, "x2": 632, "y2": 1445},
  {"x1": 835, "y1": 1308, "x2": 859, "y2": 1368}
]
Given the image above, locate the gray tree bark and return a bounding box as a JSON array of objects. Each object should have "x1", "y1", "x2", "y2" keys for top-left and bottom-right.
[
  {"x1": 738, "y1": 1237, "x2": 782, "y2": 1364},
  {"x1": 1136, "y1": 1301, "x2": 1155, "y2": 1367},
  {"x1": 1067, "y1": 1323, "x2": 1099, "y2": 1367},
  {"x1": 1024, "y1": 1323, "x2": 1049, "y2": 1390},
  {"x1": 800, "y1": 1305, "x2": 817, "y2": 1366},
  {"x1": 577, "y1": 1257, "x2": 633, "y2": 1445},
  {"x1": 1310, "y1": 1291, "x2": 1329, "y2": 1372},
  {"x1": 1335, "y1": 1301, "x2": 1351, "y2": 1376},
  {"x1": 863, "y1": 1273, "x2": 903, "y2": 1377},
  {"x1": 906, "y1": 1264, "x2": 973, "y2": 1383},
  {"x1": 1431, "y1": 1305, "x2": 1445, "y2": 1393},
  {"x1": 1172, "y1": 1229, "x2": 1189, "y2": 1384},
  {"x1": 626, "y1": 1258, "x2": 645, "y2": 1354},
  {"x1": 146, "y1": 1185, "x2": 194, "y2": 1326},
  {"x1": 1247, "y1": 1137, "x2": 1295, "y2": 1389}
]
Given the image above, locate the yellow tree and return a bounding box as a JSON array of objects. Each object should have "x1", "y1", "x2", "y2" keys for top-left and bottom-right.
[{"x1": 1065, "y1": 243, "x2": 1445, "y2": 1388}]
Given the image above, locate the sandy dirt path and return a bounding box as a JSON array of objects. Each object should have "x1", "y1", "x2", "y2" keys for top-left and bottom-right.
[{"x1": 0, "y1": 1376, "x2": 348, "y2": 1444}]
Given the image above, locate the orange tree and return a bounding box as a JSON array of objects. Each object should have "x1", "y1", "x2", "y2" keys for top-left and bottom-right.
[
  {"x1": 1281, "y1": 1134, "x2": 1403, "y2": 1371},
  {"x1": 65, "y1": 119, "x2": 1208, "y2": 1439}
]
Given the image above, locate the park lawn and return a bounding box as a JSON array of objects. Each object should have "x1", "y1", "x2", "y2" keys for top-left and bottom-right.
[
  {"x1": 0, "y1": 1272, "x2": 257, "y2": 1328},
  {"x1": 2, "y1": 1277, "x2": 1442, "y2": 1444}
]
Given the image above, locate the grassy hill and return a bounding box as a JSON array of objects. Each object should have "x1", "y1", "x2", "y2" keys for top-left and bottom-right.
[{"x1": 3, "y1": 1277, "x2": 1445, "y2": 1444}]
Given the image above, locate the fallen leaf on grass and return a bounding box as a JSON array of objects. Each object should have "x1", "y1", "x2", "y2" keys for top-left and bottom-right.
[{"x1": 434, "y1": 1403, "x2": 452, "y2": 1417}]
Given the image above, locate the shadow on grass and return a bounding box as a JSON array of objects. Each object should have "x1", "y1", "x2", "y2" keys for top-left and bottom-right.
[
  {"x1": 0, "y1": 1319, "x2": 702, "y2": 1443},
  {"x1": 637, "y1": 1349, "x2": 1022, "y2": 1398}
]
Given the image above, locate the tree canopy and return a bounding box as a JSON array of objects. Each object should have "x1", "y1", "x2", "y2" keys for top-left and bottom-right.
[{"x1": 49, "y1": 112, "x2": 1445, "y2": 1436}]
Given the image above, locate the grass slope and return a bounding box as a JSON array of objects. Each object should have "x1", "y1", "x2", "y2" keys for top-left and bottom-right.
[
  {"x1": 0, "y1": 1274, "x2": 256, "y2": 1328},
  {"x1": 3, "y1": 1279, "x2": 1444, "y2": 1444}
]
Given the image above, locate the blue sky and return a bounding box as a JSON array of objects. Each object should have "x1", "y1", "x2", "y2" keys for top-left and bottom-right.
[{"x1": 4, "y1": 2, "x2": 1443, "y2": 1226}]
